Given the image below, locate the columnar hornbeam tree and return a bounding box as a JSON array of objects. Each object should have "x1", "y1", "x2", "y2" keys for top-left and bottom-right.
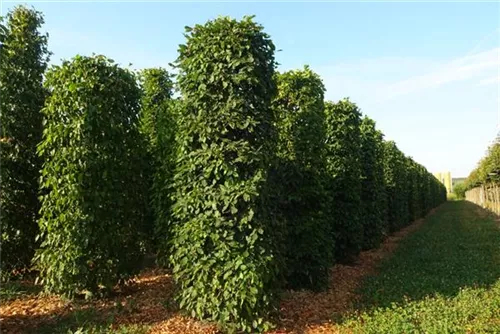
[
  {"x1": 170, "y1": 16, "x2": 281, "y2": 332},
  {"x1": 273, "y1": 66, "x2": 332, "y2": 290},
  {"x1": 360, "y1": 116, "x2": 387, "y2": 250},
  {"x1": 139, "y1": 68, "x2": 175, "y2": 260},
  {"x1": 406, "y1": 158, "x2": 421, "y2": 222},
  {"x1": 324, "y1": 99, "x2": 363, "y2": 262},
  {"x1": 0, "y1": 6, "x2": 50, "y2": 275},
  {"x1": 36, "y1": 55, "x2": 148, "y2": 297},
  {"x1": 384, "y1": 141, "x2": 413, "y2": 231}
]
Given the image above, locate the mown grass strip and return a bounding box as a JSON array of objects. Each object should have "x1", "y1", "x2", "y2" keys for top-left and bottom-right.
[{"x1": 339, "y1": 201, "x2": 500, "y2": 333}]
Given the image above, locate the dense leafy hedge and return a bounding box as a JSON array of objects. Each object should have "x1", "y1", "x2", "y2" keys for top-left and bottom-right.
[
  {"x1": 406, "y1": 158, "x2": 421, "y2": 222},
  {"x1": 359, "y1": 116, "x2": 387, "y2": 250},
  {"x1": 383, "y1": 141, "x2": 445, "y2": 232},
  {"x1": 1, "y1": 8, "x2": 448, "y2": 332},
  {"x1": 0, "y1": 17, "x2": 7, "y2": 280},
  {"x1": 431, "y1": 173, "x2": 447, "y2": 207},
  {"x1": 35, "y1": 55, "x2": 149, "y2": 297},
  {"x1": 463, "y1": 139, "x2": 500, "y2": 191},
  {"x1": 140, "y1": 68, "x2": 174, "y2": 152},
  {"x1": 0, "y1": 6, "x2": 50, "y2": 277},
  {"x1": 412, "y1": 164, "x2": 424, "y2": 218},
  {"x1": 414, "y1": 165, "x2": 427, "y2": 217},
  {"x1": 383, "y1": 141, "x2": 409, "y2": 231},
  {"x1": 324, "y1": 99, "x2": 363, "y2": 262},
  {"x1": 139, "y1": 68, "x2": 175, "y2": 261},
  {"x1": 273, "y1": 66, "x2": 331, "y2": 290},
  {"x1": 170, "y1": 17, "x2": 280, "y2": 333},
  {"x1": 453, "y1": 182, "x2": 466, "y2": 199}
]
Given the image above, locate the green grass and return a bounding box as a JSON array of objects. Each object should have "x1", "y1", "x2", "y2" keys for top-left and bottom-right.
[
  {"x1": 0, "y1": 288, "x2": 151, "y2": 334},
  {"x1": 30, "y1": 311, "x2": 151, "y2": 334},
  {"x1": 34, "y1": 305, "x2": 151, "y2": 334},
  {"x1": 338, "y1": 201, "x2": 500, "y2": 333},
  {"x1": 0, "y1": 279, "x2": 41, "y2": 302},
  {"x1": 3, "y1": 201, "x2": 499, "y2": 333}
]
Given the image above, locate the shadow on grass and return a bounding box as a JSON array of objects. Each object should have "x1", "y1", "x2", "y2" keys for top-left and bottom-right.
[
  {"x1": 0, "y1": 269, "x2": 177, "y2": 334},
  {"x1": 10, "y1": 307, "x2": 111, "y2": 334},
  {"x1": 3, "y1": 305, "x2": 151, "y2": 334},
  {"x1": 272, "y1": 201, "x2": 500, "y2": 333},
  {"x1": 355, "y1": 201, "x2": 500, "y2": 311},
  {"x1": 2, "y1": 202, "x2": 498, "y2": 333},
  {"x1": 0, "y1": 280, "x2": 43, "y2": 303}
]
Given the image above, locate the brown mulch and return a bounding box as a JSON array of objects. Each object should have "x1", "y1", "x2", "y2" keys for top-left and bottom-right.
[
  {"x1": 0, "y1": 211, "x2": 436, "y2": 334},
  {"x1": 270, "y1": 213, "x2": 433, "y2": 334},
  {"x1": 1, "y1": 269, "x2": 218, "y2": 334}
]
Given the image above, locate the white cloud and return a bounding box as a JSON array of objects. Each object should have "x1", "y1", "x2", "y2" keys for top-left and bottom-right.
[
  {"x1": 377, "y1": 48, "x2": 500, "y2": 102},
  {"x1": 478, "y1": 76, "x2": 500, "y2": 86},
  {"x1": 313, "y1": 57, "x2": 443, "y2": 105},
  {"x1": 311, "y1": 46, "x2": 500, "y2": 177},
  {"x1": 314, "y1": 47, "x2": 500, "y2": 106}
]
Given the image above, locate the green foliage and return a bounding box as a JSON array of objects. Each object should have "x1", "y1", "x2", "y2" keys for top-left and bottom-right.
[
  {"x1": 139, "y1": 68, "x2": 175, "y2": 262},
  {"x1": 40, "y1": 310, "x2": 151, "y2": 334},
  {"x1": 464, "y1": 140, "x2": 500, "y2": 191},
  {"x1": 324, "y1": 99, "x2": 363, "y2": 262},
  {"x1": 343, "y1": 283, "x2": 500, "y2": 334},
  {"x1": 359, "y1": 117, "x2": 387, "y2": 250},
  {"x1": 139, "y1": 68, "x2": 174, "y2": 152},
  {"x1": 453, "y1": 182, "x2": 466, "y2": 199},
  {"x1": 274, "y1": 66, "x2": 326, "y2": 166},
  {"x1": 0, "y1": 280, "x2": 41, "y2": 302},
  {"x1": 0, "y1": 9, "x2": 449, "y2": 328},
  {"x1": 421, "y1": 169, "x2": 432, "y2": 214},
  {"x1": 273, "y1": 66, "x2": 332, "y2": 290},
  {"x1": 0, "y1": 5, "x2": 50, "y2": 276},
  {"x1": 383, "y1": 141, "x2": 409, "y2": 231},
  {"x1": 35, "y1": 55, "x2": 149, "y2": 297},
  {"x1": 430, "y1": 173, "x2": 446, "y2": 208},
  {"x1": 415, "y1": 164, "x2": 429, "y2": 218},
  {"x1": 170, "y1": 16, "x2": 280, "y2": 332},
  {"x1": 0, "y1": 16, "x2": 4, "y2": 36},
  {"x1": 382, "y1": 139, "x2": 445, "y2": 232},
  {"x1": 405, "y1": 158, "x2": 421, "y2": 222}
]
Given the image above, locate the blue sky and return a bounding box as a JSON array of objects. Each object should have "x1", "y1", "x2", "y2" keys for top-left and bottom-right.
[{"x1": 2, "y1": 0, "x2": 499, "y2": 177}]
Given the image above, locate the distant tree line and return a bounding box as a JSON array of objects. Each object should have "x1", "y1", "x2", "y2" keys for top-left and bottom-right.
[{"x1": 460, "y1": 135, "x2": 500, "y2": 195}]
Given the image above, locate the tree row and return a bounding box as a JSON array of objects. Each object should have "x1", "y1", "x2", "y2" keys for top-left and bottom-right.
[{"x1": 0, "y1": 7, "x2": 446, "y2": 333}]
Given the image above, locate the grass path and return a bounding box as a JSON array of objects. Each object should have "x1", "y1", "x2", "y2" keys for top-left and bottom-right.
[{"x1": 338, "y1": 201, "x2": 500, "y2": 333}]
